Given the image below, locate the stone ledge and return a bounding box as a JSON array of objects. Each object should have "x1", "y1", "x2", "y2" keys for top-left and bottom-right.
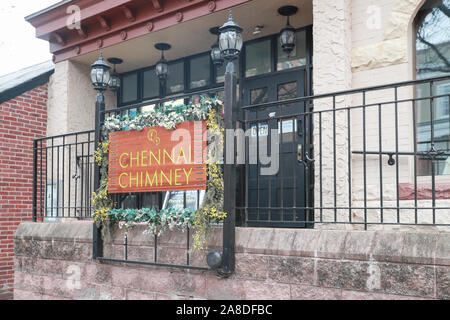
[{"x1": 14, "y1": 222, "x2": 450, "y2": 267}]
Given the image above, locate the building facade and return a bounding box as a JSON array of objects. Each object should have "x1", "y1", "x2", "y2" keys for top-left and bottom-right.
[{"x1": 3, "y1": 0, "x2": 450, "y2": 300}]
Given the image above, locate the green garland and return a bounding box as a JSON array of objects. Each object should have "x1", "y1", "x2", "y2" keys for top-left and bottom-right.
[{"x1": 92, "y1": 96, "x2": 225, "y2": 251}]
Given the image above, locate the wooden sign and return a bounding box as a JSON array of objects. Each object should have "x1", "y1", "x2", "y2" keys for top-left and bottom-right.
[{"x1": 108, "y1": 121, "x2": 207, "y2": 194}]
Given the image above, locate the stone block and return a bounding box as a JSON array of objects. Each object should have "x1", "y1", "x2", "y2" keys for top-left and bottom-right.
[
  {"x1": 401, "y1": 232, "x2": 438, "y2": 265},
  {"x1": 84, "y1": 263, "x2": 111, "y2": 285},
  {"x1": 343, "y1": 231, "x2": 375, "y2": 261},
  {"x1": 316, "y1": 230, "x2": 349, "y2": 259},
  {"x1": 206, "y1": 276, "x2": 245, "y2": 300},
  {"x1": 316, "y1": 259, "x2": 370, "y2": 291},
  {"x1": 235, "y1": 254, "x2": 268, "y2": 280},
  {"x1": 341, "y1": 290, "x2": 427, "y2": 300},
  {"x1": 14, "y1": 289, "x2": 42, "y2": 300},
  {"x1": 244, "y1": 280, "x2": 290, "y2": 300},
  {"x1": 291, "y1": 285, "x2": 342, "y2": 300},
  {"x1": 244, "y1": 228, "x2": 275, "y2": 255},
  {"x1": 436, "y1": 233, "x2": 450, "y2": 266},
  {"x1": 126, "y1": 289, "x2": 156, "y2": 300},
  {"x1": 267, "y1": 256, "x2": 315, "y2": 286},
  {"x1": 291, "y1": 229, "x2": 321, "y2": 258},
  {"x1": 378, "y1": 262, "x2": 435, "y2": 298},
  {"x1": 372, "y1": 231, "x2": 404, "y2": 263},
  {"x1": 436, "y1": 266, "x2": 450, "y2": 300}
]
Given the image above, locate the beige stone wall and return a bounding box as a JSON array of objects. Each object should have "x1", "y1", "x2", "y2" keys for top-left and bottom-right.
[
  {"x1": 46, "y1": 60, "x2": 116, "y2": 137},
  {"x1": 312, "y1": 0, "x2": 450, "y2": 230}
]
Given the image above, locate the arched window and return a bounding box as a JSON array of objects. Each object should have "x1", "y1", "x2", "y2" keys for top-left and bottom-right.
[{"x1": 415, "y1": 0, "x2": 450, "y2": 176}]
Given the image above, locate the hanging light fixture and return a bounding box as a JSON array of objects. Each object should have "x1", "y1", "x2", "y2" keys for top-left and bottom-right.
[
  {"x1": 219, "y1": 11, "x2": 243, "y2": 61},
  {"x1": 107, "y1": 57, "x2": 123, "y2": 92},
  {"x1": 90, "y1": 53, "x2": 111, "y2": 92},
  {"x1": 278, "y1": 6, "x2": 298, "y2": 56},
  {"x1": 155, "y1": 43, "x2": 171, "y2": 80},
  {"x1": 210, "y1": 27, "x2": 224, "y2": 67}
]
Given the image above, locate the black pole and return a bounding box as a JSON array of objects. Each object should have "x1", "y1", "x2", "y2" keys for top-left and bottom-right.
[
  {"x1": 93, "y1": 91, "x2": 105, "y2": 260},
  {"x1": 222, "y1": 60, "x2": 237, "y2": 274},
  {"x1": 32, "y1": 139, "x2": 38, "y2": 222}
]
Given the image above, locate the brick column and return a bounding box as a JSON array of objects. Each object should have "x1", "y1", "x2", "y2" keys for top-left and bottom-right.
[{"x1": 0, "y1": 85, "x2": 48, "y2": 299}]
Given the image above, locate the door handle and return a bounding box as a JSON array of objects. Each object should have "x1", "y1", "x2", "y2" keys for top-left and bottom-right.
[
  {"x1": 297, "y1": 118, "x2": 303, "y2": 137},
  {"x1": 298, "y1": 144, "x2": 303, "y2": 162}
]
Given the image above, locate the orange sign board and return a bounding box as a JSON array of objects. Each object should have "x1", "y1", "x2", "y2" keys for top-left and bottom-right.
[{"x1": 108, "y1": 121, "x2": 207, "y2": 194}]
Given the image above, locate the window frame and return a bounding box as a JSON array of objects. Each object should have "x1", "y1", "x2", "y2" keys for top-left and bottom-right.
[{"x1": 118, "y1": 25, "x2": 313, "y2": 107}]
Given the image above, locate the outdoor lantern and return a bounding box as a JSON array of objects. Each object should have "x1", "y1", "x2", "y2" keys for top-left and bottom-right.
[
  {"x1": 219, "y1": 11, "x2": 243, "y2": 61},
  {"x1": 90, "y1": 53, "x2": 111, "y2": 91},
  {"x1": 155, "y1": 43, "x2": 171, "y2": 80},
  {"x1": 210, "y1": 27, "x2": 224, "y2": 67},
  {"x1": 107, "y1": 57, "x2": 123, "y2": 92},
  {"x1": 278, "y1": 6, "x2": 298, "y2": 56}
]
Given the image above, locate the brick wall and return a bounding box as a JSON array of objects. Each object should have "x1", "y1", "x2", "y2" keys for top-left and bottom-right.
[
  {"x1": 0, "y1": 85, "x2": 48, "y2": 300},
  {"x1": 13, "y1": 222, "x2": 450, "y2": 300}
]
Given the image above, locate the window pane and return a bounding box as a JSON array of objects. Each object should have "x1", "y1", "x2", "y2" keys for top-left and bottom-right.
[
  {"x1": 167, "y1": 62, "x2": 184, "y2": 94},
  {"x1": 143, "y1": 69, "x2": 159, "y2": 99},
  {"x1": 415, "y1": 0, "x2": 450, "y2": 176},
  {"x1": 190, "y1": 55, "x2": 210, "y2": 89},
  {"x1": 277, "y1": 30, "x2": 307, "y2": 71},
  {"x1": 245, "y1": 39, "x2": 271, "y2": 77},
  {"x1": 250, "y1": 87, "x2": 269, "y2": 105},
  {"x1": 122, "y1": 73, "x2": 138, "y2": 103}
]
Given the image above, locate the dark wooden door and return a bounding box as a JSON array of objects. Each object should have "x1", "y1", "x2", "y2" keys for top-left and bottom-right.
[{"x1": 241, "y1": 70, "x2": 308, "y2": 227}]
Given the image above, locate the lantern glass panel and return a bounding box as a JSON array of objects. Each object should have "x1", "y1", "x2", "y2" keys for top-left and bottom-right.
[{"x1": 278, "y1": 30, "x2": 307, "y2": 71}]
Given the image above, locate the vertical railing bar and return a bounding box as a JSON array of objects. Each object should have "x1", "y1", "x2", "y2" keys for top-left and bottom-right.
[
  {"x1": 395, "y1": 87, "x2": 400, "y2": 223},
  {"x1": 280, "y1": 103, "x2": 285, "y2": 223},
  {"x1": 57, "y1": 144, "x2": 60, "y2": 217},
  {"x1": 74, "y1": 134, "x2": 78, "y2": 218},
  {"x1": 333, "y1": 95, "x2": 337, "y2": 223},
  {"x1": 363, "y1": 91, "x2": 368, "y2": 230},
  {"x1": 319, "y1": 111, "x2": 323, "y2": 223},
  {"x1": 81, "y1": 143, "x2": 85, "y2": 219},
  {"x1": 32, "y1": 140, "x2": 38, "y2": 222},
  {"x1": 430, "y1": 81, "x2": 436, "y2": 224},
  {"x1": 292, "y1": 116, "x2": 297, "y2": 223},
  {"x1": 412, "y1": 98, "x2": 418, "y2": 224},
  {"x1": 68, "y1": 141, "x2": 72, "y2": 218},
  {"x1": 154, "y1": 235, "x2": 158, "y2": 263},
  {"x1": 51, "y1": 138, "x2": 54, "y2": 218},
  {"x1": 245, "y1": 110, "x2": 249, "y2": 226},
  {"x1": 62, "y1": 136, "x2": 65, "y2": 218},
  {"x1": 41, "y1": 141, "x2": 44, "y2": 220},
  {"x1": 347, "y1": 107, "x2": 352, "y2": 223},
  {"x1": 378, "y1": 103, "x2": 384, "y2": 224}
]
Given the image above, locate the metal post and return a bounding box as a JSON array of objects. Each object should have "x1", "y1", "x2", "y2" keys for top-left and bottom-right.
[
  {"x1": 222, "y1": 61, "x2": 237, "y2": 274},
  {"x1": 32, "y1": 140, "x2": 38, "y2": 222},
  {"x1": 93, "y1": 92, "x2": 105, "y2": 260}
]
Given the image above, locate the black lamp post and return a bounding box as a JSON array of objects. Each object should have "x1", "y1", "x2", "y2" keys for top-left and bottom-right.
[
  {"x1": 214, "y1": 11, "x2": 243, "y2": 275},
  {"x1": 278, "y1": 5, "x2": 298, "y2": 56},
  {"x1": 107, "y1": 57, "x2": 123, "y2": 93},
  {"x1": 91, "y1": 52, "x2": 111, "y2": 260}
]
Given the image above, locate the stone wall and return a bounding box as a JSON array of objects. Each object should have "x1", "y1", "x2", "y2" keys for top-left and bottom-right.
[{"x1": 13, "y1": 222, "x2": 449, "y2": 300}]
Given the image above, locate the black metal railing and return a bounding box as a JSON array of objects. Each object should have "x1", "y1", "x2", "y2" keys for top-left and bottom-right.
[
  {"x1": 32, "y1": 76, "x2": 450, "y2": 272},
  {"x1": 237, "y1": 75, "x2": 450, "y2": 229},
  {"x1": 32, "y1": 130, "x2": 95, "y2": 221}
]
